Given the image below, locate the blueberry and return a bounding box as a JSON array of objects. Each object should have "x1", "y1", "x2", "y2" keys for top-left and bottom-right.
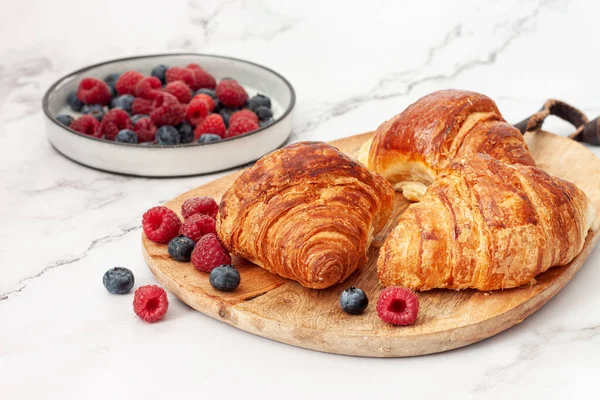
[
  {"x1": 151, "y1": 64, "x2": 169, "y2": 85},
  {"x1": 168, "y1": 235, "x2": 196, "y2": 262},
  {"x1": 81, "y1": 104, "x2": 105, "y2": 121},
  {"x1": 213, "y1": 99, "x2": 223, "y2": 114},
  {"x1": 177, "y1": 122, "x2": 194, "y2": 144},
  {"x1": 255, "y1": 106, "x2": 273, "y2": 121},
  {"x1": 339, "y1": 287, "x2": 368, "y2": 315},
  {"x1": 156, "y1": 125, "x2": 181, "y2": 145},
  {"x1": 198, "y1": 133, "x2": 221, "y2": 143},
  {"x1": 209, "y1": 265, "x2": 241, "y2": 292},
  {"x1": 102, "y1": 267, "x2": 135, "y2": 294},
  {"x1": 219, "y1": 108, "x2": 237, "y2": 127},
  {"x1": 115, "y1": 129, "x2": 138, "y2": 144},
  {"x1": 248, "y1": 94, "x2": 271, "y2": 111},
  {"x1": 67, "y1": 91, "x2": 83, "y2": 112},
  {"x1": 259, "y1": 118, "x2": 274, "y2": 128},
  {"x1": 56, "y1": 114, "x2": 74, "y2": 126},
  {"x1": 194, "y1": 88, "x2": 217, "y2": 100},
  {"x1": 131, "y1": 114, "x2": 150, "y2": 124},
  {"x1": 110, "y1": 94, "x2": 134, "y2": 112},
  {"x1": 104, "y1": 73, "x2": 120, "y2": 92}
]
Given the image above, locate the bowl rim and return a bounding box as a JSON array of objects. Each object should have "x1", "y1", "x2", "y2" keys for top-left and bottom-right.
[{"x1": 42, "y1": 53, "x2": 296, "y2": 149}]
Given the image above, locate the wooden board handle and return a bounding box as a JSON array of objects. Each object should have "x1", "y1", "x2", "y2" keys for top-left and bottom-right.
[{"x1": 513, "y1": 99, "x2": 600, "y2": 145}]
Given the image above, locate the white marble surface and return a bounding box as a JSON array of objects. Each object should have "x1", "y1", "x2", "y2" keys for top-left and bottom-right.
[{"x1": 1, "y1": 0, "x2": 600, "y2": 398}]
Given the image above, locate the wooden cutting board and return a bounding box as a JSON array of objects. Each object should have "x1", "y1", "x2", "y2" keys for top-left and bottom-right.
[{"x1": 142, "y1": 131, "x2": 600, "y2": 357}]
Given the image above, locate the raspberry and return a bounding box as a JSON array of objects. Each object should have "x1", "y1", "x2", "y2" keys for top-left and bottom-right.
[
  {"x1": 98, "y1": 109, "x2": 133, "y2": 141},
  {"x1": 230, "y1": 109, "x2": 258, "y2": 125},
  {"x1": 142, "y1": 206, "x2": 182, "y2": 243},
  {"x1": 191, "y1": 233, "x2": 231, "y2": 273},
  {"x1": 134, "y1": 118, "x2": 157, "y2": 143},
  {"x1": 179, "y1": 214, "x2": 216, "y2": 242},
  {"x1": 133, "y1": 285, "x2": 169, "y2": 323},
  {"x1": 164, "y1": 81, "x2": 192, "y2": 104},
  {"x1": 193, "y1": 93, "x2": 215, "y2": 112},
  {"x1": 70, "y1": 115, "x2": 101, "y2": 137},
  {"x1": 187, "y1": 66, "x2": 216, "y2": 90},
  {"x1": 376, "y1": 287, "x2": 419, "y2": 326},
  {"x1": 76, "y1": 78, "x2": 112, "y2": 105},
  {"x1": 216, "y1": 80, "x2": 248, "y2": 108},
  {"x1": 135, "y1": 76, "x2": 162, "y2": 100},
  {"x1": 181, "y1": 196, "x2": 219, "y2": 219},
  {"x1": 225, "y1": 117, "x2": 259, "y2": 138},
  {"x1": 115, "y1": 71, "x2": 144, "y2": 95},
  {"x1": 194, "y1": 114, "x2": 226, "y2": 139},
  {"x1": 185, "y1": 97, "x2": 210, "y2": 125},
  {"x1": 131, "y1": 97, "x2": 154, "y2": 115},
  {"x1": 165, "y1": 67, "x2": 196, "y2": 88},
  {"x1": 150, "y1": 92, "x2": 185, "y2": 127}
]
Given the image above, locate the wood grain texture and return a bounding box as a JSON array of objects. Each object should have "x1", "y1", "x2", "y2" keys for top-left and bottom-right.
[{"x1": 142, "y1": 130, "x2": 600, "y2": 357}]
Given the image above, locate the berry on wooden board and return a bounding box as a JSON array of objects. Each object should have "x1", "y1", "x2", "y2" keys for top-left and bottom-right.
[
  {"x1": 209, "y1": 265, "x2": 241, "y2": 292},
  {"x1": 339, "y1": 287, "x2": 368, "y2": 315},
  {"x1": 142, "y1": 206, "x2": 182, "y2": 243},
  {"x1": 191, "y1": 233, "x2": 231, "y2": 273},
  {"x1": 376, "y1": 287, "x2": 419, "y2": 326},
  {"x1": 181, "y1": 196, "x2": 219, "y2": 219},
  {"x1": 168, "y1": 235, "x2": 196, "y2": 262}
]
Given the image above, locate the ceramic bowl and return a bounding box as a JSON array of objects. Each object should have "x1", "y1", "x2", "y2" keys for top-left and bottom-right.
[{"x1": 43, "y1": 54, "x2": 295, "y2": 177}]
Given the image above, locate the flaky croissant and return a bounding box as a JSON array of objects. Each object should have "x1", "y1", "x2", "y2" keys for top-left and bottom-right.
[
  {"x1": 358, "y1": 90, "x2": 535, "y2": 201},
  {"x1": 217, "y1": 141, "x2": 395, "y2": 289},
  {"x1": 378, "y1": 154, "x2": 595, "y2": 291}
]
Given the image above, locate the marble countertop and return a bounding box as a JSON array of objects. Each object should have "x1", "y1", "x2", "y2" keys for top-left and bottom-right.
[{"x1": 2, "y1": 0, "x2": 599, "y2": 398}]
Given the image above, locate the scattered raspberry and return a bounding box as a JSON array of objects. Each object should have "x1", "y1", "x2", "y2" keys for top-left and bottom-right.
[
  {"x1": 70, "y1": 115, "x2": 101, "y2": 137},
  {"x1": 133, "y1": 285, "x2": 169, "y2": 323},
  {"x1": 191, "y1": 233, "x2": 231, "y2": 273},
  {"x1": 216, "y1": 80, "x2": 248, "y2": 108},
  {"x1": 134, "y1": 118, "x2": 157, "y2": 143},
  {"x1": 98, "y1": 109, "x2": 133, "y2": 141},
  {"x1": 135, "y1": 76, "x2": 162, "y2": 100},
  {"x1": 376, "y1": 287, "x2": 419, "y2": 326},
  {"x1": 225, "y1": 117, "x2": 259, "y2": 138},
  {"x1": 115, "y1": 71, "x2": 144, "y2": 95},
  {"x1": 150, "y1": 92, "x2": 185, "y2": 127},
  {"x1": 165, "y1": 67, "x2": 196, "y2": 88},
  {"x1": 179, "y1": 214, "x2": 216, "y2": 242},
  {"x1": 76, "y1": 78, "x2": 112, "y2": 105},
  {"x1": 142, "y1": 206, "x2": 182, "y2": 243},
  {"x1": 131, "y1": 97, "x2": 154, "y2": 115},
  {"x1": 185, "y1": 97, "x2": 210, "y2": 126},
  {"x1": 194, "y1": 114, "x2": 226, "y2": 139},
  {"x1": 181, "y1": 197, "x2": 219, "y2": 219},
  {"x1": 188, "y1": 67, "x2": 216, "y2": 90},
  {"x1": 164, "y1": 81, "x2": 192, "y2": 104},
  {"x1": 230, "y1": 109, "x2": 258, "y2": 125},
  {"x1": 193, "y1": 93, "x2": 215, "y2": 112}
]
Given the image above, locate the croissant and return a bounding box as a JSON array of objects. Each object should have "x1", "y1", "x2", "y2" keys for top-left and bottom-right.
[
  {"x1": 217, "y1": 141, "x2": 395, "y2": 289},
  {"x1": 378, "y1": 154, "x2": 595, "y2": 291},
  {"x1": 358, "y1": 89, "x2": 536, "y2": 201}
]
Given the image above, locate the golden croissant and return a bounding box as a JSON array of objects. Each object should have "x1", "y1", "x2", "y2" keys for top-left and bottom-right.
[
  {"x1": 217, "y1": 141, "x2": 395, "y2": 289},
  {"x1": 378, "y1": 154, "x2": 595, "y2": 291},
  {"x1": 358, "y1": 89, "x2": 536, "y2": 201}
]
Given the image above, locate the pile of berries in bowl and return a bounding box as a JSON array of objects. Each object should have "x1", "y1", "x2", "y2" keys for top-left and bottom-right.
[{"x1": 43, "y1": 54, "x2": 295, "y2": 176}]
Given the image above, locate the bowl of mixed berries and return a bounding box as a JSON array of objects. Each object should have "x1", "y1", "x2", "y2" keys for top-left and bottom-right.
[{"x1": 43, "y1": 54, "x2": 295, "y2": 176}]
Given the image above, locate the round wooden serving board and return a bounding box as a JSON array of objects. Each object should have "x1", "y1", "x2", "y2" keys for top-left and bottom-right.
[{"x1": 143, "y1": 131, "x2": 600, "y2": 357}]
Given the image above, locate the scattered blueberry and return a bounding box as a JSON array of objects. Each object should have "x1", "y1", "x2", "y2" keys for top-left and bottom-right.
[
  {"x1": 102, "y1": 267, "x2": 135, "y2": 294},
  {"x1": 255, "y1": 106, "x2": 273, "y2": 121},
  {"x1": 67, "y1": 91, "x2": 84, "y2": 112},
  {"x1": 156, "y1": 125, "x2": 181, "y2": 145},
  {"x1": 168, "y1": 235, "x2": 196, "y2": 262},
  {"x1": 248, "y1": 94, "x2": 271, "y2": 111},
  {"x1": 259, "y1": 118, "x2": 274, "y2": 128},
  {"x1": 104, "y1": 73, "x2": 120, "y2": 92},
  {"x1": 194, "y1": 88, "x2": 217, "y2": 100},
  {"x1": 151, "y1": 64, "x2": 169, "y2": 84},
  {"x1": 198, "y1": 133, "x2": 221, "y2": 143},
  {"x1": 131, "y1": 114, "x2": 150, "y2": 124},
  {"x1": 81, "y1": 104, "x2": 105, "y2": 122},
  {"x1": 115, "y1": 129, "x2": 138, "y2": 144},
  {"x1": 209, "y1": 265, "x2": 241, "y2": 292},
  {"x1": 177, "y1": 121, "x2": 194, "y2": 144},
  {"x1": 339, "y1": 287, "x2": 369, "y2": 315},
  {"x1": 56, "y1": 114, "x2": 74, "y2": 126},
  {"x1": 219, "y1": 108, "x2": 236, "y2": 127},
  {"x1": 110, "y1": 94, "x2": 135, "y2": 112}
]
